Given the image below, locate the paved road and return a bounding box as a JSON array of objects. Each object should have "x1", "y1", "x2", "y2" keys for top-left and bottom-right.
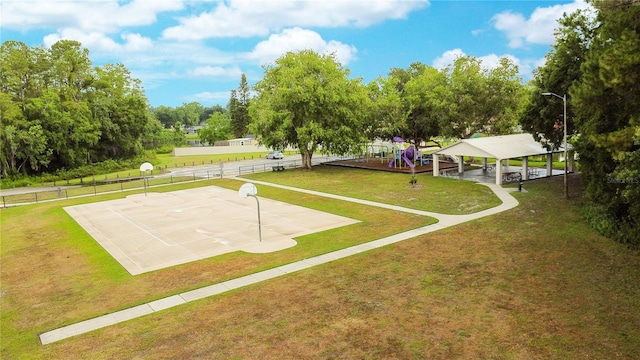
[
  {"x1": 0, "y1": 154, "x2": 344, "y2": 198},
  {"x1": 161, "y1": 154, "x2": 344, "y2": 178}
]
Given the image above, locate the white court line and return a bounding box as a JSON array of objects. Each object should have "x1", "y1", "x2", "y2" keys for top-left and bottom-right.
[{"x1": 108, "y1": 207, "x2": 171, "y2": 247}]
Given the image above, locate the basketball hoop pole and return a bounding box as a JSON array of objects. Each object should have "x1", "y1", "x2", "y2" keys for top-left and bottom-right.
[
  {"x1": 247, "y1": 194, "x2": 262, "y2": 242},
  {"x1": 139, "y1": 162, "x2": 153, "y2": 197}
]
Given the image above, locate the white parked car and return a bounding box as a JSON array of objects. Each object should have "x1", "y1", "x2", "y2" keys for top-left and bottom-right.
[{"x1": 266, "y1": 151, "x2": 284, "y2": 159}]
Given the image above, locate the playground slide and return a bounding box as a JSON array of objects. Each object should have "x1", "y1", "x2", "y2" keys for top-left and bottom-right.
[
  {"x1": 388, "y1": 149, "x2": 416, "y2": 168},
  {"x1": 402, "y1": 155, "x2": 415, "y2": 168}
]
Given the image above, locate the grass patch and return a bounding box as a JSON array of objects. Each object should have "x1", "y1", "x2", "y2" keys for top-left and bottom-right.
[
  {"x1": 242, "y1": 165, "x2": 501, "y2": 214},
  {"x1": 1, "y1": 172, "x2": 639, "y2": 359}
]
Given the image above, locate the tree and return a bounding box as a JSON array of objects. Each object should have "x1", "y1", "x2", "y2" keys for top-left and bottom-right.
[
  {"x1": 88, "y1": 63, "x2": 149, "y2": 160},
  {"x1": 153, "y1": 105, "x2": 179, "y2": 128},
  {"x1": 140, "y1": 116, "x2": 165, "y2": 149},
  {"x1": 366, "y1": 62, "x2": 451, "y2": 148},
  {"x1": 401, "y1": 64, "x2": 452, "y2": 146},
  {"x1": 373, "y1": 63, "x2": 438, "y2": 146},
  {"x1": 0, "y1": 40, "x2": 152, "y2": 176},
  {"x1": 198, "y1": 112, "x2": 232, "y2": 145},
  {"x1": 520, "y1": 9, "x2": 593, "y2": 148},
  {"x1": 176, "y1": 102, "x2": 203, "y2": 127},
  {"x1": 364, "y1": 76, "x2": 405, "y2": 141},
  {"x1": 570, "y1": 0, "x2": 640, "y2": 246},
  {"x1": 229, "y1": 74, "x2": 251, "y2": 138},
  {"x1": 200, "y1": 105, "x2": 226, "y2": 124},
  {"x1": 0, "y1": 93, "x2": 50, "y2": 176},
  {"x1": 1, "y1": 41, "x2": 54, "y2": 175},
  {"x1": 444, "y1": 56, "x2": 524, "y2": 139},
  {"x1": 227, "y1": 90, "x2": 240, "y2": 136},
  {"x1": 249, "y1": 50, "x2": 370, "y2": 169}
]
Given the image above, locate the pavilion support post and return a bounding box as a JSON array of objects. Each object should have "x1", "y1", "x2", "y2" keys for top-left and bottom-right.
[
  {"x1": 546, "y1": 153, "x2": 553, "y2": 177},
  {"x1": 482, "y1": 158, "x2": 488, "y2": 171},
  {"x1": 458, "y1": 155, "x2": 464, "y2": 174},
  {"x1": 495, "y1": 159, "x2": 503, "y2": 185},
  {"x1": 568, "y1": 151, "x2": 575, "y2": 173},
  {"x1": 432, "y1": 154, "x2": 440, "y2": 177},
  {"x1": 523, "y1": 156, "x2": 529, "y2": 180}
]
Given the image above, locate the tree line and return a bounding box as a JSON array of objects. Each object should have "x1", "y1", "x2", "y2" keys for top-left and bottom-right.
[
  {"x1": 248, "y1": 52, "x2": 527, "y2": 169},
  {"x1": 0, "y1": 39, "x2": 250, "y2": 178},
  {"x1": 520, "y1": 0, "x2": 639, "y2": 246},
  {"x1": 1, "y1": 40, "x2": 153, "y2": 177},
  {"x1": 148, "y1": 74, "x2": 251, "y2": 146}
]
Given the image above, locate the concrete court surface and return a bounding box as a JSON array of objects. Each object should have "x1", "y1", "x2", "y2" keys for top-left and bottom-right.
[{"x1": 64, "y1": 185, "x2": 359, "y2": 275}]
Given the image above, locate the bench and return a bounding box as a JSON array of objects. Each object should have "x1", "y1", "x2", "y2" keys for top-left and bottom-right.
[{"x1": 272, "y1": 165, "x2": 285, "y2": 172}]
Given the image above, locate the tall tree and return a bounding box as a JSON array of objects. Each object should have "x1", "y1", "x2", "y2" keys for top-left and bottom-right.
[
  {"x1": 571, "y1": 0, "x2": 640, "y2": 246},
  {"x1": 88, "y1": 63, "x2": 149, "y2": 159},
  {"x1": 227, "y1": 90, "x2": 240, "y2": 136},
  {"x1": 364, "y1": 76, "x2": 405, "y2": 141},
  {"x1": 520, "y1": 9, "x2": 593, "y2": 148},
  {"x1": 229, "y1": 74, "x2": 251, "y2": 138},
  {"x1": 370, "y1": 62, "x2": 450, "y2": 147},
  {"x1": 176, "y1": 102, "x2": 203, "y2": 127},
  {"x1": 0, "y1": 41, "x2": 54, "y2": 175},
  {"x1": 0, "y1": 40, "x2": 152, "y2": 175},
  {"x1": 401, "y1": 64, "x2": 452, "y2": 147},
  {"x1": 249, "y1": 50, "x2": 370, "y2": 169},
  {"x1": 444, "y1": 56, "x2": 524, "y2": 139},
  {"x1": 37, "y1": 40, "x2": 99, "y2": 168}
]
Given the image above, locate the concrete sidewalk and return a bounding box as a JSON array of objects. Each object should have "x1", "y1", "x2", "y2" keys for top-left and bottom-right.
[{"x1": 39, "y1": 181, "x2": 519, "y2": 345}]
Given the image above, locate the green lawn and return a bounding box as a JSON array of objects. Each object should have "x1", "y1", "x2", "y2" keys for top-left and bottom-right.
[
  {"x1": 241, "y1": 166, "x2": 502, "y2": 214},
  {"x1": 1, "y1": 170, "x2": 639, "y2": 359}
]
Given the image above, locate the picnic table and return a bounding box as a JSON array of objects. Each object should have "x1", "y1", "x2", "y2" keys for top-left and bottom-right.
[{"x1": 502, "y1": 171, "x2": 521, "y2": 183}]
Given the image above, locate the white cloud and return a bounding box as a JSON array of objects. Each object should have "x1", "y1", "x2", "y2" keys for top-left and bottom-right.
[
  {"x1": 477, "y1": 53, "x2": 520, "y2": 70},
  {"x1": 43, "y1": 29, "x2": 153, "y2": 53},
  {"x1": 492, "y1": 0, "x2": 593, "y2": 48},
  {"x1": 244, "y1": 27, "x2": 357, "y2": 66},
  {"x1": 191, "y1": 65, "x2": 243, "y2": 78},
  {"x1": 432, "y1": 48, "x2": 465, "y2": 70},
  {"x1": 162, "y1": 0, "x2": 428, "y2": 40},
  {"x1": 188, "y1": 91, "x2": 232, "y2": 104},
  {"x1": 2, "y1": 0, "x2": 185, "y2": 33}
]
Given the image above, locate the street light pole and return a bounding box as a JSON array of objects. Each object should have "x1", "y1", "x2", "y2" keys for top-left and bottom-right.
[{"x1": 542, "y1": 92, "x2": 569, "y2": 199}]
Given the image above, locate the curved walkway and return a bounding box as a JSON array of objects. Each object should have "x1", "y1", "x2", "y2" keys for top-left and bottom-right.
[{"x1": 39, "y1": 181, "x2": 519, "y2": 345}]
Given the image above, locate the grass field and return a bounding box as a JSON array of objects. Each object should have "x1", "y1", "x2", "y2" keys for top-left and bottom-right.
[
  {"x1": 1, "y1": 169, "x2": 639, "y2": 359},
  {"x1": 241, "y1": 166, "x2": 502, "y2": 215}
]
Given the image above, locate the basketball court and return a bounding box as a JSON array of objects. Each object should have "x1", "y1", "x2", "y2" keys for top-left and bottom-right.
[{"x1": 64, "y1": 185, "x2": 359, "y2": 275}]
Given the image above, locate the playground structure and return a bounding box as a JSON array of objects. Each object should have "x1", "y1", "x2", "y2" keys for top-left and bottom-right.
[
  {"x1": 330, "y1": 137, "x2": 458, "y2": 174},
  {"x1": 360, "y1": 137, "x2": 425, "y2": 169},
  {"x1": 388, "y1": 136, "x2": 419, "y2": 169}
]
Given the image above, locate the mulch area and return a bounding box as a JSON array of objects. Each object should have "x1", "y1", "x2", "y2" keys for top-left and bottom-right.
[{"x1": 322, "y1": 157, "x2": 458, "y2": 174}]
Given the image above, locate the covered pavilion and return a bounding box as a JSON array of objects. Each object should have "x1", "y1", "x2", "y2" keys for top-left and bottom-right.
[{"x1": 432, "y1": 133, "x2": 574, "y2": 185}]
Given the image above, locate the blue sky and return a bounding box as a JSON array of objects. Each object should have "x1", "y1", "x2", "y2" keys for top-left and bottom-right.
[{"x1": 1, "y1": 0, "x2": 592, "y2": 108}]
